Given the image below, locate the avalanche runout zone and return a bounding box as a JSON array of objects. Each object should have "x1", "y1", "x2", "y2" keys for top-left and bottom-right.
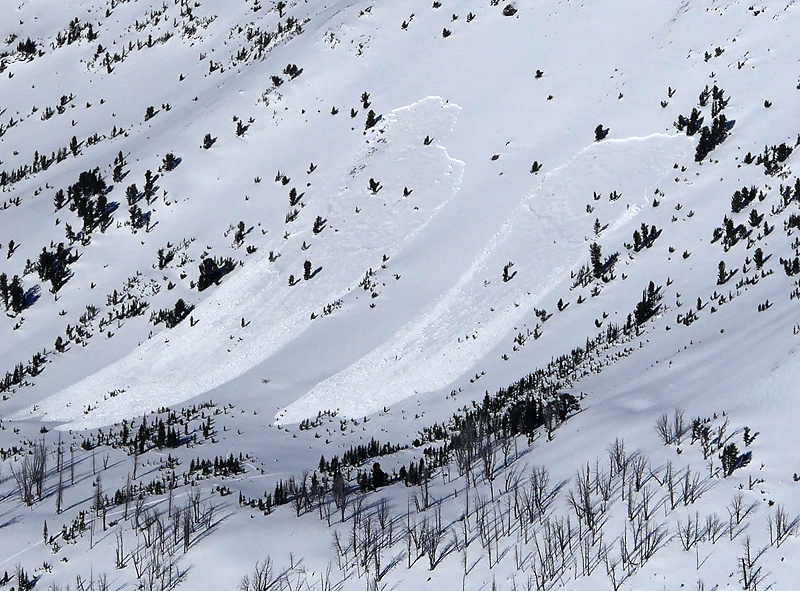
[
  {"x1": 278, "y1": 133, "x2": 693, "y2": 423},
  {"x1": 12, "y1": 97, "x2": 465, "y2": 430}
]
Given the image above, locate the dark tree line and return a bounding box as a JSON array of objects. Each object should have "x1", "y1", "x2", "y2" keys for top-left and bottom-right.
[
  {"x1": 36, "y1": 243, "x2": 77, "y2": 293},
  {"x1": 318, "y1": 438, "x2": 405, "y2": 475},
  {"x1": 150, "y1": 298, "x2": 193, "y2": 328},
  {"x1": 65, "y1": 168, "x2": 115, "y2": 233},
  {"x1": 0, "y1": 272, "x2": 28, "y2": 314},
  {"x1": 197, "y1": 256, "x2": 236, "y2": 291},
  {"x1": 731, "y1": 185, "x2": 763, "y2": 214},
  {"x1": 631, "y1": 223, "x2": 660, "y2": 251},
  {"x1": 674, "y1": 85, "x2": 733, "y2": 162}
]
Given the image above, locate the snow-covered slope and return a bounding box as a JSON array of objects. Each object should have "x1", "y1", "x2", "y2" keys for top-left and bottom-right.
[{"x1": 1, "y1": 0, "x2": 800, "y2": 589}]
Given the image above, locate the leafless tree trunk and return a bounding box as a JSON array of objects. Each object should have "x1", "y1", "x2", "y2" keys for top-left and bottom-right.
[
  {"x1": 96, "y1": 572, "x2": 109, "y2": 591},
  {"x1": 239, "y1": 556, "x2": 278, "y2": 591},
  {"x1": 55, "y1": 467, "x2": 64, "y2": 514},
  {"x1": 182, "y1": 505, "x2": 191, "y2": 552},
  {"x1": 93, "y1": 475, "x2": 103, "y2": 513},
  {"x1": 420, "y1": 517, "x2": 445, "y2": 570},
  {"x1": 452, "y1": 420, "x2": 477, "y2": 477},
  {"x1": 629, "y1": 454, "x2": 648, "y2": 492},
  {"x1": 677, "y1": 511, "x2": 702, "y2": 551},
  {"x1": 172, "y1": 507, "x2": 182, "y2": 545},
  {"x1": 123, "y1": 474, "x2": 132, "y2": 521},
  {"x1": 12, "y1": 438, "x2": 47, "y2": 506},
  {"x1": 673, "y1": 408, "x2": 686, "y2": 444},
  {"x1": 632, "y1": 514, "x2": 667, "y2": 563},
  {"x1": 131, "y1": 539, "x2": 144, "y2": 578},
  {"x1": 601, "y1": 543, "x2": 627, "y2": 591},
  {"x1": 664, "y1": 461, "x2": 676, "y2": 509},
  {"x1": 655, "y1": 413, "x2": 673, "y2": 445},
  {"x1": 529, "y1": 466, "x2": 550, "y2": 520},
  {"x1": 767, "y1": 504, "x2": 799, "y2": 547},
  {"x1": 705, "y1": 512, "x2": 724, "y2": 544},
  {"x1": 568, "y1": 464, "x2": 599, "y2": 536},
  {"x1": 607, "y1": 438, "x2": 627, "y2": 479},
  {"x1": 332, "y1": 472, "x2": 350, "y2": 521},
  {"x1": 739, "y1": 535, "x2": 767, "y2": 591},
  {"x1": 420, "y1": 462, "x2": 431, "y2": 510},
  {"x1": 115, "y1": 529, "x2": 125, "y2": 569},
  {"x1": 479, "y1": 436, "x2": 497, "y2": 501},
  {"x1": 500, "y1": 433, "x2": 513, "y2": 468}
]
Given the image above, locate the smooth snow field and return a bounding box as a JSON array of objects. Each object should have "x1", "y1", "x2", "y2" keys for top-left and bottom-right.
[{"x1": 1, "y1": 0, "x2": 800, "y2": 589}]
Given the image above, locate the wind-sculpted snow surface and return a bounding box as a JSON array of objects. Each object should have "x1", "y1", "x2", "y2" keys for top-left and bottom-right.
[
  {"x1": 13, "y1": 98, "x2": 464, "y2": 430},
  {"x1": 279, "y1": 134, "x2": 692, "y2": 422}
]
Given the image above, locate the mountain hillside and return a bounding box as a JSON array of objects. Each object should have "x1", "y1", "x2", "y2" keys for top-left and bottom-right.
[{"x1": 1, "y1": 0, "x2": 800, "y2": 590}]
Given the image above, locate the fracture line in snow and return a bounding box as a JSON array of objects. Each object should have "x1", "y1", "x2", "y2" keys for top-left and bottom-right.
[{"x1": 278, "y1": 133, "x2": 693, "y2": 423}]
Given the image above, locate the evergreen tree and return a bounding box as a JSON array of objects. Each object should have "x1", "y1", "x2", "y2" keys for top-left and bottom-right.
[
  {"x1": 717, "y1": 261, "x2": 727, "y2": 284},
  {"x1": 198, "y1": 258, "x2": 221, "y2": 291},
  {"x1": 53, "y1": 189, "x2": 66, "y2": 211},
  {"x1": 720, "y1": 443, "x2": 739, "y2": 477},
  {"x1": 126, "y1": 183, "x2": 139, "y2": 206},
  {"x1": 234, "y1": 221, "x2": 246, "y2": 245},
  {"x1": 197, "y1": 257, "x2": 235, "y2": 291},
  {"x1": 0, "y1": 273, "x2": 8, "y2": 310},
  {"x1": 365, "y1": 109, "x2": 378, "y2": 130},
  {"x1": 9, "y1": 275, "x2": 25, "y2": 314},
  {"x1": 754, "y1": 247, "x2": 765, "y2": 270},
  {"x1": 634, "y1": 281, "x2": 661, "y2": 325},
  {"x1": 37, "y1": 243, "x2": 73, "y2": 292},
  {"x1": 372, "y1": 462, "x2": 387, "y2": 488},
  {"x1": 162, "y1": 153, "x2": 177, "y2": 171},
  {"x1": 129, "y1": 204, "x2": 146, "y2": 230},
  {"x1": 590, "y1": 242, "x2": 603, "y2": 278},
  {"x1": 143, "y1": 170, "x2": 155, "y2": 202}
]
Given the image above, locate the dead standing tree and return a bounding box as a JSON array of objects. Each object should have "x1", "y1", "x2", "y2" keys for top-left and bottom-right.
[
  {"x1": 332, "y1": 471, "x2": 350, "y2": 521},
  {"x1": 12, "y1": 438, "x2": 47, "y2": 506}
]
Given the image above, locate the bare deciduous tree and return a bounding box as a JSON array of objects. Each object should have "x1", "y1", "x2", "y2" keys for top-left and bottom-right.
[
  {"x1": 673, "y1": 407, "x2": 686, "y2": 444},
  {"x1": 12, "y1": 439, "x2": 47, "y2": 506},
  {"x1": 420, "y1": 516, "x2": 446, "y2": 570},
  {"x1": 727, "y1": 492, "x2": 758, "y2": 540},
  {"x1": 677, "y1": 511, "x2": 702, "y2": 551},
  {"x1": 529, "y1": 465, "x2": 551, "y2": 518},
  {"x1": 479, "y1": 435, "x2": 497, "y2": 501},
  {"x1": 239, "y1": 557, "x2": 281, "y2": 591},
  {"x1": 655, "y1": 413, "x2": 673, "y2": 445},
  {"x1": 629, "y1": 453, "x2": 649, "y2": 492},
  {"x1": 332, "y1": 472, "x2": 350, "y2": 521},
  {"x1": 607, "y1": 437, "x2": 627, "y2": 479},
  {"x1": 739, "y1": 535, "x2": 768, "y2": 591},
  {"x1": 115, "y1": 529, "x2": 125, "y2": 569},
  {"x1": 767, "y1": 504, "x2": 799, "y2": 548}
]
